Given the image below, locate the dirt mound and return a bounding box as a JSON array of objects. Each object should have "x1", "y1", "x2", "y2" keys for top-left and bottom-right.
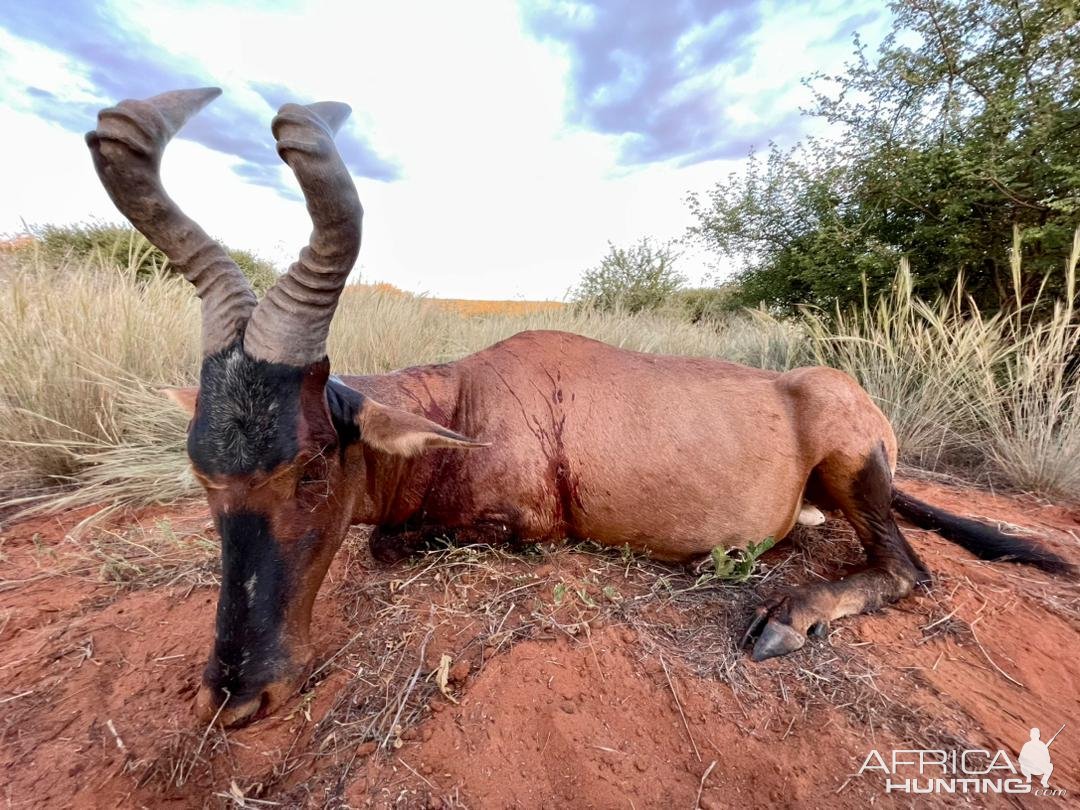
[
  {"x1": 1, "y1": 477, "x2": 1077, "y2": 807},
  {"x1": 391, "y1": 629, "x2": 844, "y2": 809}
]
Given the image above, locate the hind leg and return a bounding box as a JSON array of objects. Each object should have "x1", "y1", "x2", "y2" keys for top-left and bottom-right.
[{"x1": 744, "y1": 442, "x2": 931, "y2": 660}]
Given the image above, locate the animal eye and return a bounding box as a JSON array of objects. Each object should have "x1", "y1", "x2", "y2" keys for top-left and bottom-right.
[
  {"x1": 191, "y1": 469, "x2": 227, "y2": 491},
  {"x1": 296, "y1": 457, "x2": 328, "y2": 490}
]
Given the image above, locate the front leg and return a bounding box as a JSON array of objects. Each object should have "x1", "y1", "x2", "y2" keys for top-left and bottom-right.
[
  {"x1": 368, "y1": 526, "x2": 430, "y2": 564},
  {"x1": 368, "y1": 519, "x2": 522, "y2": 564}
]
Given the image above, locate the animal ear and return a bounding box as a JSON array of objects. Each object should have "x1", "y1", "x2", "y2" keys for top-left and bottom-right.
[
  {"x1": 357, "y1": 398, "x2": 489, "y2": 457},
  {"x1": 159, "y1": 386, "x2": 199, "y2": 417}
]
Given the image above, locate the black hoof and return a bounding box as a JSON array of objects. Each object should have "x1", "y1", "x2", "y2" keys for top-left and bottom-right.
[
  {"x1": 751, "y1": 620, "x2": 807, "y2": 661},
  {"x1": 740, "y1": 606, "x2": 770, "y2": 649}
]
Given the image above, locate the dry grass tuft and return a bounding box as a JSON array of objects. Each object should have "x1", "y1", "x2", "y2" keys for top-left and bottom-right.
[
  {"x1": 430, "y1": 297, "x2": 565, "y2": 317},
  {"x1": 81, "y1": 517, "x2": 218, "y2": 591},
  {"x1": 0, "y1": 510, "x2": 217, "y2": 595},
  {"x1": 804, "y1": 243, "x2": 1080, "y2": 498}
]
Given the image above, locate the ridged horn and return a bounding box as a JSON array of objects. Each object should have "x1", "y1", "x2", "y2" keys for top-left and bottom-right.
[
  {"x1": 86, "y1": 88, "x2": 257, "y2": 356},
  {"x1": 242, "y1": 101, "x2": 363, "y2": 367}
]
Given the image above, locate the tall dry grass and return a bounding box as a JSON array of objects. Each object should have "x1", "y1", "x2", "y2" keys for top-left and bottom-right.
[
  {"x1": 1, "y1": 228, "x2": 1077, "y2": 518},
  {"x1": 0, "y1": 249, "x2": 198, "y2": 512},
  {"x1": 804, "y1": 231, "x2": 1080, "y2": 501},
  {"x1": 983, "y1": 228, "x2": 1080, "y2": 499}
]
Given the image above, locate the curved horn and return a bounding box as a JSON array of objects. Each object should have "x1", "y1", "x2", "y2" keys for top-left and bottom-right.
[
  {"x1": 86, "y1": 88, "x2": 257, "y2": 356},
  {"x1": 242, "y1": 101, "x2": 363, "y2": 366}
]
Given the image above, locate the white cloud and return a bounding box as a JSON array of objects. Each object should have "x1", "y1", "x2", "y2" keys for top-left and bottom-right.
[{"x1": 0, "y1": 0, "x2": 888, "y2": 299}]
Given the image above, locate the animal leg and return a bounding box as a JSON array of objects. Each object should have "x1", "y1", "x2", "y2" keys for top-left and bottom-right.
[
  {"x1": 369, "y1": 519, "x2": 521, "y2": 564},
  {"x1": 368, "y1": 527, "x2": 432, "y2": 564},
  {"x1": 745, "y1": 443, "x2": 930, "y2": 661}
]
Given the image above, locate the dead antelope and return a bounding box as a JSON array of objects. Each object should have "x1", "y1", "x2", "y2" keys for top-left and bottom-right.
[{"x1": 86, "y1": 88, "x2": 1072, "y2": 727}]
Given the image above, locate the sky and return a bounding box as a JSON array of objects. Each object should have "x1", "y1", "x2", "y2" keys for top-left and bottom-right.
[{"x1": 0, "y1": 0, "x2": 891, "y2": 300}]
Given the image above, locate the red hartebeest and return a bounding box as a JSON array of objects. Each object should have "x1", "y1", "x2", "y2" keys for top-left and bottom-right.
[{"x1": 86, "y1": 88, "x2": 1072, "y2": 727}]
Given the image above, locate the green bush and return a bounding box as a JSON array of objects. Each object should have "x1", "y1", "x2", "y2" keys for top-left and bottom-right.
[
  {"x1": 28, "y1": 222, "x2": 278, "y2": 294},
  {"x1": 689, "y1": 0, "x2": 1080, "y2": 315},
  {"x1": 572, "y1": 238, "x2": 686, "y2": 313},
  {"x1": 669, "y1": 286, "x2": 738, "y2": 324},
  {"x1": 226, "y1": 246, "x2": 277, "y2": 295}
]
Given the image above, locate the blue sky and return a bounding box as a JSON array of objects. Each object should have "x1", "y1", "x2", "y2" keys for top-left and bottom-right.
[{"x1": 0, "y1": 0, "x2": 890, "y2": 298}]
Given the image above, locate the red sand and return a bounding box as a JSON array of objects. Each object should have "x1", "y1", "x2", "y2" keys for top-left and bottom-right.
[{"x1": 1, "y1": 478, "x2": 1077, "y2": 807}]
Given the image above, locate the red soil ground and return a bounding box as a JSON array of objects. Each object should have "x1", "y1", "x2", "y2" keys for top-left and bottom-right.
[{"x1": 1, "y1": 477, "x2": 1077, "y2": 808}]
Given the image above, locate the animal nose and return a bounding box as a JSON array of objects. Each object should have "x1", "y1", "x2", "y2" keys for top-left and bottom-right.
[{"x1": 194, "y1": 678, "x2": 297, "y2": 727}]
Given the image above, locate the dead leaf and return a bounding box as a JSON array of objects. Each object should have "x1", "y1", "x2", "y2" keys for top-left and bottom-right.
[{"x1": 434, "y1": 653, "x2": 459, "y2": 704}]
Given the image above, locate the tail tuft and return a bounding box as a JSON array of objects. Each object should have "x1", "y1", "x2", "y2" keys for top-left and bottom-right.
[{"x1": 892, "y1": 489, "x2": 1074, "y2": 576}]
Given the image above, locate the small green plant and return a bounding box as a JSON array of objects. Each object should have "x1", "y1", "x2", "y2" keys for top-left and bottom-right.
[
  {"x1": 551, "y1": 578, "x2": 612, "y2": 608},
  {"x1": 701, "y1": 537, "x2": 777, "y2": 584},
  {"x1": 552, "y1": 581, "x2": 567, "y2": 605},
  {"x1": 575, "y1": 587, "x2": 598, "y2": 608}
]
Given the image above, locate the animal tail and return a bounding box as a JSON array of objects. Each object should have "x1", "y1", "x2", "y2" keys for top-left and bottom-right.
[{"x1": 892, "y1": 488, "x2": 1074, "y2": 576}]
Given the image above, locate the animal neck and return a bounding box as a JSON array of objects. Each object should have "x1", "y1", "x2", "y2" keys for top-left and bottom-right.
[
  {"x1": 359, "y1": 448, "x2": 430, "y2": 525},
  {"x1": 341, "y1": 362, "x2": 463, "y2": 525},
  {"x1": 344, "y1": 362, "x2": 460, "y2": 420}
]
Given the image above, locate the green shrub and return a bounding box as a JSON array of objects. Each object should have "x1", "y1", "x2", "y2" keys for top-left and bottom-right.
[
  {"x1": 227, "y1": 246, "x2": 278, "y2": 294},
  {"x1": 572, "y1": 238, "x2": 686, "y2": 313},
  {"x1": 669, "y1": 286, "x2": 738, "y2": 323},
  {"x1": 28, "y1": 222, "x2": 278, "y2": 294},
  {"x1": 689, "y1": 0, "x2": 1080, "y2": 315}
]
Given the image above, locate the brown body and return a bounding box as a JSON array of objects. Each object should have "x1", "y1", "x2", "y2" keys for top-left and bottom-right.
[
  {"x1": 343, "y1": 329, "x2": 893, "y2": 559},
  {"x1": 86, "y1": 88, "x2": 1069, "y2": 728}
]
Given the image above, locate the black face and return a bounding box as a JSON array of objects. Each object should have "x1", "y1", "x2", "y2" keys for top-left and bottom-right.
[
  {"x1": 187, "y1": 342, "x2": 347, "y2": 714},
  {"x1": 188, "y1": 342, "x2": 310, "y2": 477}
]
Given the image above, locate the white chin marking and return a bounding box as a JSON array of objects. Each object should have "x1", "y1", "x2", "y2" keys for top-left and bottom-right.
[{"x1": 797, "y1": 504, "x2": 826, "y2": 526}]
